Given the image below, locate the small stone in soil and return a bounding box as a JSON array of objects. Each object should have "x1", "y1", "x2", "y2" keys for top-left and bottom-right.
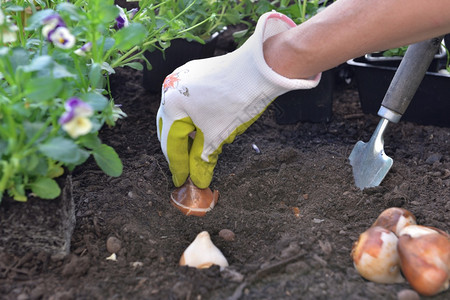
[
  {"x1": 106, "y1": 236, "x2": 122, "y2": 253},
  {"x1": 397, "y1": 289, "x2": 420, "y2": 300},
  {"x1": 221, "y1": 268, "x2": 244, "y2": 282},
  {"x1": 425, "y1": 153, "x2": 442, "y2": 165},
  {"x1": 219, "y1": 229, "x2": 235, "y2": 241}
]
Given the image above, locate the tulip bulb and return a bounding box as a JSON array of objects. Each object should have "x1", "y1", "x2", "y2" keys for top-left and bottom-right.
[
  {"x1": 371, "y1": 207, "x2": 416, "y2": 236},
  {"x1": 171, "y1": 178, "x2": 219, "y2": 217},
  {"x1": 351, "y1": 226, "x2": 405, "y2": 283},
  {"x1": 397, "y1": 225, "x2": 450, "y2": 296},
  {"x1": 180, "y1": 231, "x2": 229, "y2": 270}
]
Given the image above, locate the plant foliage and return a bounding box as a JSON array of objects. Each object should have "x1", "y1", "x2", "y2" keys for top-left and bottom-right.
[{"x1": 0, "y1": 0, "x2": 242, "y2": 202}]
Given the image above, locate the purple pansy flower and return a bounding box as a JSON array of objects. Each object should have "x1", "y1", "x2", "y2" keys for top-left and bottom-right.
[
  {"x1": 42, "y1": 14, "x2": 66, "y2": 28},
  {"x1": 42, "y1": 14, "x2": 75, "y2": 49},
  {"x1": 115, "y1": 5, "x2": 129, "y2": 29},
  {"x1": 48, "y1": 27, "x2": 75, "y2": 49},
  {"x1": 59, "y1": 98, "x2": 93, "y2": 138},
  {"x1": 42, "y1": 14, "x2": 65, "y2": 37},
  {"x1": 59, "y1": 97, "x2": 93, "y2": 124},
  {"x1": 128, "y1": 8, "x2": 139, "y2": 20},
  {"x1": 74, "y1": 42, "x2": 92, "y2": 56}
]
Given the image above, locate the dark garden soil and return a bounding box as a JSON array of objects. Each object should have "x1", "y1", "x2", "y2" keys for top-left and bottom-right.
[{"x1": 1, "y1": 47, "x2": 450, "y2": 299}]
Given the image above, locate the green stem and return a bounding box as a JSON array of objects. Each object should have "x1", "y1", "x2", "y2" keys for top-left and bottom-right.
[
  {"x1": 23, "y1": 116, "x2": 53, "y2": 151},
  {"x1": 300, "y1": 0, "x2": 308, "y2": 24},
  {"x1": 15, "y1": 12, "x2": 26, "y2": 48},
  {"x1": 108, "y1": 0, "x2": 199, "y2": 67},
  {"x1": 109, "y1": 45, "x2": 140, "y2": 68},
  {"x1": 0, "y1": 59, "x2": 16, "y2": 87},
  {"x1": 178, "y1": 15, "x2": 212, "y2": 36},
  {"x1": 74, "y1": 58, "x2": 88, "y2": 91},
  {"x1": 105, "y1": 74, "x2": 112, "y2": 101},
  {"x1": 111, "y1": 51, "x2": 145, "y2": 67},
  {"x1": 4, "y1": 106, "x2": 17, "y2": 150},
  {"x1": 204, "y1": 4, "x2": 227, "y2": 36},
  {"x1": 0, "y1": 160, "x2": 14, "y2": 197}
]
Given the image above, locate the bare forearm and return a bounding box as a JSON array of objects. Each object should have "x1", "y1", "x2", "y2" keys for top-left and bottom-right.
[{"x1": 264, "y1": 0, "x2": 450, "y2": 79}]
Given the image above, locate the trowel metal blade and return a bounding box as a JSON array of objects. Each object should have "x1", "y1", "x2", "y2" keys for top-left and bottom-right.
[
  {"x1": 349, "y1": 141, "x2": 393, "y2": 189},
  {"x1": 349, "y1": 121, "x2": 393, "y2": 189}
]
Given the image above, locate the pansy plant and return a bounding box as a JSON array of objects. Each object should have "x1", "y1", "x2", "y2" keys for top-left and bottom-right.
[
  {"x1": 0, "y1": 0, "x2": 242, "y2": 202},
  {"x1": 41, "y1": 14, "x2": 75, "y2": 49}
]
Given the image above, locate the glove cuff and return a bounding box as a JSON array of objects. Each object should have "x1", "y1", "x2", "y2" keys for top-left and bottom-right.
[{"x1": 242, "y1": 11, "x2": 321, "y2": 94}]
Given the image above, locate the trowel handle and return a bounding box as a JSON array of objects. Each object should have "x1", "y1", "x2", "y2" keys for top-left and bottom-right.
[{"x1": 378, "y1": 36, "x2": 443, "y2": 123}]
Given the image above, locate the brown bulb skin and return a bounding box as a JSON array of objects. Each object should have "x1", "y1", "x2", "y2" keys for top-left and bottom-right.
[
  {"x1": 171, "y1": 178, "x2": 219, "y2": 216},
  {"x1": 397, "y1": 225, "x2": 450, "y2": 296},
  {"x1": 371, "y1": 207, "x2": 416, "y2": 236},
  {"x1": 351, "y1": 226, "x2": 404, "y2": 284}
]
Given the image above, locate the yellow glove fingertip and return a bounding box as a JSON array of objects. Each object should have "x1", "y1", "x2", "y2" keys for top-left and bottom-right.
[
  {"x1": 166, "y1": 117, "x2": 195, "y2": 187},
  {"x1": 189, "y1": 131, "x2": 217, "y2": 189},
  {"x1": 172, "y1": 172, "x2": 189, "y2": 188}
]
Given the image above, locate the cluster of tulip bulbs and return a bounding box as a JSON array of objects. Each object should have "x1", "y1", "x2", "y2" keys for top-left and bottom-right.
[{"x1": 351, "y1": 207, "x2": 449, "y2": 296}]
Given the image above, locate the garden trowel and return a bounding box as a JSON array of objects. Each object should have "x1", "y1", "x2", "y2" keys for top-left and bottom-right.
[{"x1": 349, "y1": 36, "x2": 443, "y2": 189}]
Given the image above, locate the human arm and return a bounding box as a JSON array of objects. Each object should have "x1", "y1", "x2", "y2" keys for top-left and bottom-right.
[
  {"x1": 157, "y1": 12, "x2": 320, "y2": 188},
  {"x1": 264, "y1": 0, "x2": 450, "y2": 79},
  {"x1": 157, "y1": 0, "x2": 450, "y2": 189}
]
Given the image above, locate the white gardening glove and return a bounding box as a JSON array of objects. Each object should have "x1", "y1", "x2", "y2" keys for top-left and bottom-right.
[{"x1": 156, "y1": 11, "x2": 321, "y2": 189}]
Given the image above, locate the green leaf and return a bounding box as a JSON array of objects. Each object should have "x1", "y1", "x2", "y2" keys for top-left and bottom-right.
[
  {"x1": 81, "y1": 92, "x2": 108, "y2": 111},
  {"x1": 29, "y1": 177, "x2": 61, "y2": 199},
  {"x1": 100, "y1": 5, "x2": 119, "y2": 24},
  {"x1": 232, "y1": 29, "x2": 249, "y2": 39},
  {"x1": 56, "y1": 2, "x2": 82, "y2": 20},
  {"x1": 24, "y1": 122, "x2": 48, "y2": 143},
  {"x1": 0, "y1": 95, "x2": 10, "y2": 104},
  {"x1": 0, "y1": 47, "x2": 10, "y2": 57},
  {"x1": 34, "y1": 0, "x2": 46, "y2": 8},
  {"x1": 93, "y1": 144, "x2": 123, "y2": 177},
  {"x1": 123, "y1": 62, "x2": 143, "y2": 71},
  {"x1": 24, "y1": 77, "x2": 63, "y2": 102},
  {"x1": 25, "y1": 9, "x2": 55, "y2": 31},
  {"x1": 38, "y1": 137, "x2": 90, "y2": 165},
  {"x1": 86, "y1": 2, "x2": 117, "y2": 24},
  {"x1": 114, "y1": 23, "x2": 147, "y2": 52},
  {"x1": 10, "y1": 48, "x2": 29, "y2": 72},
  {"x1": 11, "y1": 184, "x2": 27, "y2": 202},
  {"x1": 53, "y1": 63, "x2": 77, "y2": 79},
  {"x1": 20, "y1": 154, "x2": 40, "y2": 173},
  {"x1": 101, "y1": 62, "x2": 115, "y2": 75},
  {"x1": 4, "y1": 5, "x2": 24, "y2": 12},
  {"x1": 0, "y1": 140, "x2": 7, "y2": 156},
  {"x1": 98, "y1": 37, "x2": 116, "y2": 52},
  {"x1": 78, "y1": 133, "x2": 102, "y2": 150},
  {"x1": 89, "y1": 63, "x2": 103, "y2": 88},
  {"x1": 22, "y1": 55, "x2": 53, "y2": 73},
  {"x1": 28, "y1": 157, "x2": 49, "y2": 176},
  {"x1": 180, "y1": 32, "x2": 204, "y2": 44},
  {"x1": 47, "y1": 165, "x2": 64, "y2": 178}
]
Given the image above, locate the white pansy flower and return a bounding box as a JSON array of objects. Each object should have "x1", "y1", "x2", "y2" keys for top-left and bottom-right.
[
  {"x1": 59, "y1": 98, "x2": 94, "y2": 139},
  {"x1": 49, "y1": 27, "x2": 76, "y2": 49}
]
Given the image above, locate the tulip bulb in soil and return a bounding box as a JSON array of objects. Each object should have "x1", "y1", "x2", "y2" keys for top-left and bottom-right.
[
  {"x1": 171, "y1": 178, "x2": 219, "y2": 217},
  {"x1": 397, "y1": 225, "x2": 450, "y2": 296},
  {"x1": 180, "y1": 231, "x2": 229, "y2": 270},
  {"x1": 371, "y1": 207, "x2": 416, "y2": 236},
  {"x1": 351, "y1": 226, "x2": 404, "y2": 283}
]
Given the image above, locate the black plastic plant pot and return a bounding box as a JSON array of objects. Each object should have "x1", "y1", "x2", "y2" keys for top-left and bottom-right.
[
  {"x1": 347, "y1": 57, "x2": 450, "y2": 127},
  {"x1": 274, "y1": 68, "x2": 335, "y2": 124},
  {"x1": 363, "y1": 44, "x2": 447, "y2": 71},
  {"x1": 143, "y1": 35, "x2": 219, "y2": 93}
]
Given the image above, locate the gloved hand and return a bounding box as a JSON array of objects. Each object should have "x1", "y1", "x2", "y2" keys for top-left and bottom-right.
[{"x1": 157, "y1": 11, "x2": 321, "y2": 189}]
